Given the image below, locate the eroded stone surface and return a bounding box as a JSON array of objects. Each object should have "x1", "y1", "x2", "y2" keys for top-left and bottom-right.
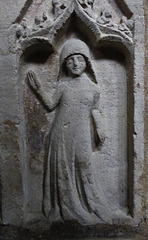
[
  {"x1": 0, "y1": 0, "x2": 147, "y2": 238},
  {"x1": 26, "y1": 39, "x2": 131, "y2": 226}
]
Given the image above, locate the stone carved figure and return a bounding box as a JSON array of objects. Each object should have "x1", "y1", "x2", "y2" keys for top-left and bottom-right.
[
  {"x1": 27, "y1": 39, "x2": 128, "y2": 225},
  {"x1": 97, "y1": 10, "x2": 117, "y2": 28}
]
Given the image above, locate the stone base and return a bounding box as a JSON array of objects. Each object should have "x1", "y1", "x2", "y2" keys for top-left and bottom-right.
[{"x1": 1, "y1": 222, "x2": 147, "y2": 240}]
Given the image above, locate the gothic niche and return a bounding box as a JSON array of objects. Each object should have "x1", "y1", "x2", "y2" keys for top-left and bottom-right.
[{"x1": 17, "y1": 0, "x2": 134, "y2": 226}]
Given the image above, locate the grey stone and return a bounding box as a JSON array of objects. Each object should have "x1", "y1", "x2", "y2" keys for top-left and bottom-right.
[
  {"x1": 27, "y1": 39, "x2": 131, "y2": 226},
  {"x1": 0, "y1": 0, "x2": 147, "y2": 238}
]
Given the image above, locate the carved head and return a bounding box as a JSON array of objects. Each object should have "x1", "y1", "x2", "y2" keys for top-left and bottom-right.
[
  {"x1": 58, "y1": 39, "x2": 97, "y2": 82},
  {"x1": 66, "y1": 54, "x2": 87, "y2": 77}
]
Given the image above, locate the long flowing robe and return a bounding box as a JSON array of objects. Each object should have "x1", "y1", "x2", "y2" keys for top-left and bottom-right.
[{"x1": 42, "y1": 74, "x2": 112, "y2": 225}]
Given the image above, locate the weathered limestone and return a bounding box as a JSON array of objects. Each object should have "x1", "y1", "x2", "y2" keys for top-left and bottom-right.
[{"x1": 0, "y1": 0, "x2": 148, "y2": 239}]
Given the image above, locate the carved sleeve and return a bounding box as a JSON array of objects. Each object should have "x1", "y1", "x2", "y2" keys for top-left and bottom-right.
[
  {"x1": 37, "y1": 85, "x2": 62, "y2": 111},
  {"x1": 92, "y1": 89, "x2": 105, "y2": 144},
  {"x1": 92, "y1": 89, "x2": 101, "y2": 129},
  {"x1": 92, "y1": 89, "x2": 100, "y2": 111},
  {"x1": 27, "y1": 70, "x2": 62, "y2": 111}
]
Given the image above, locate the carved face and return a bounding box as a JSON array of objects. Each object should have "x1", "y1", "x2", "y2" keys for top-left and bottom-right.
[{"x1": 66, "y1": 54, "x2": 86, "y2": 77}]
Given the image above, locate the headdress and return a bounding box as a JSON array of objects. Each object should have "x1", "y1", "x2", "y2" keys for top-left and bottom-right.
[{"x1": 58, "y1": 39, "x2": 97, "y2": 83}]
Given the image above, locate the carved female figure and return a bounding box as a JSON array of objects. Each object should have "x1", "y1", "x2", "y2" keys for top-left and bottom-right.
[{"x1": 27, "y1": 39, "x2": 123, "y2": 225}]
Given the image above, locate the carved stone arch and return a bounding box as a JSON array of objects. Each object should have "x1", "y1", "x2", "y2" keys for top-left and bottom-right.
[{"x1": 21, "y1": 37, "x2": 54, "y2": 63}]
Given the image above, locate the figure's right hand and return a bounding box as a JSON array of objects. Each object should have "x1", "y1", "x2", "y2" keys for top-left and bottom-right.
[{"x1": 27, "y1": 70, "x2": 41, "y2": 92}]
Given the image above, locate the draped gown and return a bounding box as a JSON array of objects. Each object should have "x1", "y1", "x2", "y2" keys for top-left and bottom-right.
[{"x1": 42, "y1": 74, "x2": 112, "y2": 225}]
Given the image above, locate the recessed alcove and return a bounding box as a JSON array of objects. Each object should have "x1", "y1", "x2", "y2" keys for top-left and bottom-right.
[{"x1": 20, "y1": 24, "x2": 134, "y2": 222}]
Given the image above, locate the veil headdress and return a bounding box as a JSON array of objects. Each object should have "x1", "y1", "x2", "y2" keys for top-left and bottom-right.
[{"x1": 58, "y1": 39, "x2": 98, "y2": 83}]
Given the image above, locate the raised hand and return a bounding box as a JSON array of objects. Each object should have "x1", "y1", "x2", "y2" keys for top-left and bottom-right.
[{"x1": 27, "y1": 70, "x2": 41, "y2": 92}]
